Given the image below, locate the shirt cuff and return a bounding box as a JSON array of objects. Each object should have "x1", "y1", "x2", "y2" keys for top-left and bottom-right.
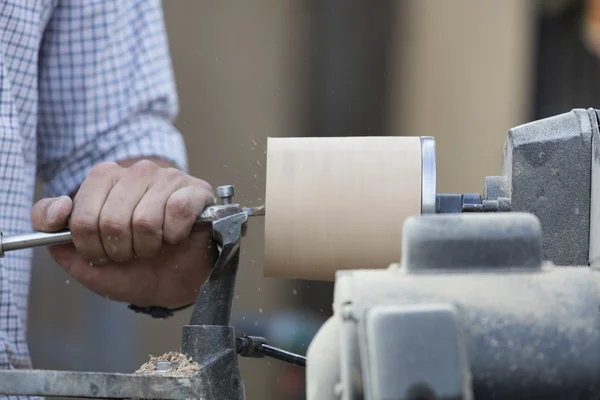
[{"x1": 43, "y1": 115, "x2": 188, "y2": 199}]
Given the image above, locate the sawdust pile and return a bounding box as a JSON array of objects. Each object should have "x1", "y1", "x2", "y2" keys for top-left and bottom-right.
[{"x1": 134, "y1": 351, "x2": 202, "y2": 377}]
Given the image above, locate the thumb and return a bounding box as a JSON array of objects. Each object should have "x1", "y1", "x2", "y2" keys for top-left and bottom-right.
[{"x1": 31, "y1": 196, "x2": 73, "y2": 232}]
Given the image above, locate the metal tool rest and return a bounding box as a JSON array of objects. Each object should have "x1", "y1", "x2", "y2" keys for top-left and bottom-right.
[{"x1": 0, "y1": 185, "x2": 303, "y2": 400}]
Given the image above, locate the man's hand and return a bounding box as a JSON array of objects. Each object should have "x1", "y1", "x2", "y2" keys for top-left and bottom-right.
[{"x1": 30, "y1": 159, "x2": 218, "y2": 308}]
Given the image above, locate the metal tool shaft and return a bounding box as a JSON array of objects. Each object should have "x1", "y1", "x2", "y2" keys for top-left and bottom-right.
[
  {"x1": 0, "y1": 203, "x2": 265, "y2": 257},
  {"x1": 1, "y1": 231, "x2": 73, "y2": 253}
]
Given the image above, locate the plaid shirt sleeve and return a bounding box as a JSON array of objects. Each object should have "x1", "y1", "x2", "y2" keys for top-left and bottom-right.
[{"x1": 36, "y1": 0, "x2": 188, "y2": 199}]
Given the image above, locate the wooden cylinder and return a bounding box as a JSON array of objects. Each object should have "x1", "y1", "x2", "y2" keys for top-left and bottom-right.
[{"x1": 264, "y1": 136, "x2": 431, "y2": 281}]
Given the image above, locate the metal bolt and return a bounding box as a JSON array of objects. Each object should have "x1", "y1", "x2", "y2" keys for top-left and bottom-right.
[
  {"x1": 153, "y1": 361, "x2": 179, "y2": 373},
  {"x1": 341, "y1": 302, "x2": 355, "y2": 321},
  {"x1": 217, "y1": 185, "x2": 235, "y2": 205}
]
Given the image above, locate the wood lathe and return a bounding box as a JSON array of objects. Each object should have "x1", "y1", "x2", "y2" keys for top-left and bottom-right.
[{"x1": 0, "y1": 108, "x2": 599, "y2": 399}]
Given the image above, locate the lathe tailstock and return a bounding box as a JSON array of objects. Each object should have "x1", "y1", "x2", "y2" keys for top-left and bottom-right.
[{"x1": 307, "y1": 108, "x2": 600, "y2": 400}]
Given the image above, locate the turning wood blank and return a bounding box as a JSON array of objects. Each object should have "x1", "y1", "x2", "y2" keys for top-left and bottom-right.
[{"x1": 264, "y1": 136, "x2": 422, "y2": 281}]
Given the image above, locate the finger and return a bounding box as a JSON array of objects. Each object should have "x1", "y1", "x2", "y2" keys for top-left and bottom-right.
[
  {"x1": 163, "y1": 185, "x2": 214, "y2": 244},
  {"x1": 99, "y1": 160, "x2": 157, "y2": 262},
  {"x1": 132, "y1": 169, "x2": 210, "y2": 254},
  {"x1": 131, "y1": 182, "x2": 171, "y2": 259},
  {"x1": 69, "y1": 162, "x2": 121, "y2": 265},
  {"x1": 131, "y1": 171, "x2": 195, "y2": 254},
  {"x1": 31, "y1": 196, "x2": 73, "y2": 232}
]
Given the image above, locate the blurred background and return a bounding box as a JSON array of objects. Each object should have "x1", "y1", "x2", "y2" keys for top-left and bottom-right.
[{"x1": 24, "y1": 0, "x2": 600, "y2": 399}]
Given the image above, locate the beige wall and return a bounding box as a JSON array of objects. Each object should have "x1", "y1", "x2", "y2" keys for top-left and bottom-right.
[
  {"x1": 389, "y1": 0, "x2": 536, "y2": 193},
  {"x1": 26, "y1": 2, "x2": 535, "y2": 400}
]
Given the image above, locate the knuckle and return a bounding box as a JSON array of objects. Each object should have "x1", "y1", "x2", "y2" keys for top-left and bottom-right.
[
  {"x1": 130, "y1": 159, "x2": 158, "y2": 177},
  {"x1": 132, "y1": 214, "x2": 163, "y2": 237},
  {"x1": 89, "y1": 162, "x2": 120, "y2": 177},
  {"x1": 162, "y1": 167, "x2": 185, "y2": 183},
  {"x1": 99, "y1": 216, "x2": 129, "y2": 236},
  {"x1": 183, "y1": 175, "x2": 214, "y2": 199},
  {"x1": 69, "y1": 214, "x2": 98, "y2": 236},
  {"x1": 193, "y1": 178, "x2": 214, "y2": 193},
  {"x1": 167, "y1": 195, "x2": 194, "y2": 221}
]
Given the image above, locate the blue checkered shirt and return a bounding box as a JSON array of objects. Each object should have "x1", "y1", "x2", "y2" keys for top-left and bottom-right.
[{"x1": 0, "y1": 0, "x2": 187, "y2": 395}]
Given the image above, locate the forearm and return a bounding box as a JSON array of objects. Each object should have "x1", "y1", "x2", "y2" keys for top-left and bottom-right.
[{"x1": 36, "y1": 0, "x2": 187, "y2": 200}]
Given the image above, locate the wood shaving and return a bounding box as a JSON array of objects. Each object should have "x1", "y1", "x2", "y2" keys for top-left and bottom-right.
[{"x1": 134, "y1": 351, "x2": 202, "y2": 377}]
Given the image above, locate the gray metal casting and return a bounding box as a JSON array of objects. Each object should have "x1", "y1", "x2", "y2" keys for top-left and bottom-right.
[
  {"x1": 308, "y1": 212, "x2": 600, "y2": 400},
  {"x1": 589, "y1": 109, "x2": 600, "y2": 267},
  {"x1": 402, "y1": 213, "x2": 542, "y2": 271},
  {"x1": 485, "y1": 108, "x2": 594, "y2": 266},
  {"x1": 0, "y1": 370, "x2": 210, "y2": 399}
]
